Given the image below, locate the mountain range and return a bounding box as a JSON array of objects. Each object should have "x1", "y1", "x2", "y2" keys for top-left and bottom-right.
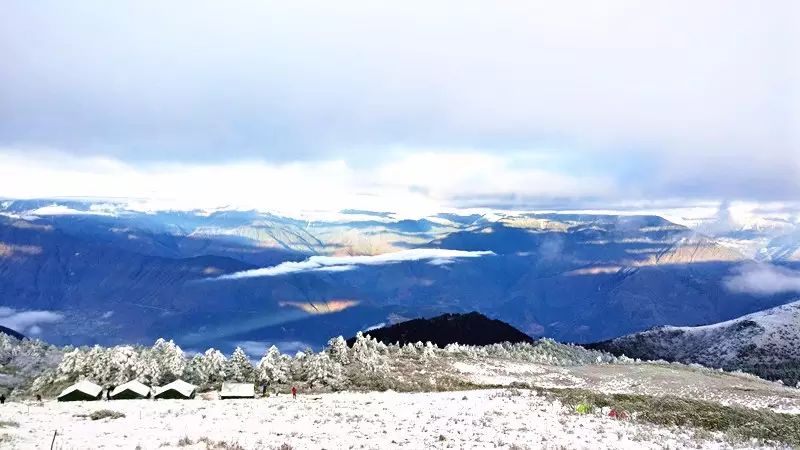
[
  {"x1": 1, "y1": 199, "x2": 799, "y2": 354},
  {"x1": 589, "y1": 300, "x2": 800, "y2": 385}
]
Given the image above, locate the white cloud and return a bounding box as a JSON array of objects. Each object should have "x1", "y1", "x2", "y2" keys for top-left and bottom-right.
[
  {"x1": 364, "y1": 323, "x2": 385, "y2": 332},
  {"x1": 1, "y1": 1, "x2": 797, "y2": 203},
  {"x1": 236, "y1": 340, "x2": 310, "y2": 356},
  {"x1": 29, "y1": 204, "x2": 114, "y2": 216},
  {"x1": 214, "y1": 248, "x2": 494, "y2": 280},
  {"x1": 724, "y1": 263, "x2": 800, "y2": 296},
  {"x1": 0, "y1": 307, "x2": 63, "y2": 334},
  {"x1": 0, "y1": 149, "x2": 616, "y2": 215}
]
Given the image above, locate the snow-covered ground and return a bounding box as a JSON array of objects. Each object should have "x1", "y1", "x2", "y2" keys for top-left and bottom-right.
[
  {"x1": 453, "y1": 360, "x2": 800, "y2": 414},
  {"x1": 0, "y1": 389, "x2": 769, "y2": 450}
]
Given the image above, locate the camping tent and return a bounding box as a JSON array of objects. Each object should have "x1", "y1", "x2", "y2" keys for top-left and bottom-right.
[
  {"x1": 110, "y1": 380, "x2": 151, "y2": 400},
  {"x1": 153, "y1": 379, "x2": 196, "y2": 400},
  {"x1": 57, "y1": 380, "x2": 103, "y2": 402},
  {"x1": 220, "y1": 382, "x2": 255, "y2": 399}
]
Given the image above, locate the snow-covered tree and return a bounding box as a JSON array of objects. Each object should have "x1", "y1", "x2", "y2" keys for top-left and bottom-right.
[
  {"x1": 184, "y1": 353, "x2": 206, "y2": 386},
  {"x1": 106, "y1": 345, "x2": 141, "y2": 384},
  {"x1": 256, "y1": 345, "x2": 289, "y2": 385},
  {"x1": 421, "y1": 341, "x2": 437, "y2": 359},
  {"x1": 350, "y1": 332, "x2": 387, "y2": 374},
  {"x1": 200, "y1": 348, "x2": 228, "y2": 386},
  {"x1": 401, "y1": 342, "x2": 418, "y2": 357},
  {"x1": 226, "y1": 347, "x2": 254, "y2": 382},
  {"x1": 137, "y1": 338, "x2": 186, "y2": 385},
  {"x1": 305, "y1": 352, "x2": 343, "y2": 387},
  {"x1": 325, "y1": 336, "x2": 350, "y2": 365},
  {"x1": 290, "y1": 350, "x2": 311, "y2": 381}
]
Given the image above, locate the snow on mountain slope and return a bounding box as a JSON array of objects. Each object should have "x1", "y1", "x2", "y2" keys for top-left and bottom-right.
[
  {"x1": 590, "y1": 300, "x2": 800, "y2": 385},
  {"x1": 1, "y1": 198, "x2": 797, "y2": 350}
]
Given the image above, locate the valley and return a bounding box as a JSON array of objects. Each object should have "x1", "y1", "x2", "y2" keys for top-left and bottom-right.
[{"x1": 2, "y1": 200, "x2": 799, "y2": 354}]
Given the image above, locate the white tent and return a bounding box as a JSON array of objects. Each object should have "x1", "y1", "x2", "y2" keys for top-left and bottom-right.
[
  {"x1": 57, "y1": 380, "x2": 103, "y2": 402},
  {"x1": 153, "y1": 379, "x2": 196, "y2": 399},
  {"x1": 110, "y1": 380, "x2": 151, "y2": 400},
  {"x1": 220, "y1": 382, "x2": 255, "y2": 399}
]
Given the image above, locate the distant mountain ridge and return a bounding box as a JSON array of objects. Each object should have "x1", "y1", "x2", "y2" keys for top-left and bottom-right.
[
  {"x1": 348, "y1": 312, "x2": 535, "y2": 347},
  {"x1": 588, "y1": 300, "x2": 800, "y2": 385},
  {"x1": 0, "y1": 325, "x2": 25, "y2": 340},
  {"x1": 1, "y1": 199, "x2": 799, "y2": 352}
]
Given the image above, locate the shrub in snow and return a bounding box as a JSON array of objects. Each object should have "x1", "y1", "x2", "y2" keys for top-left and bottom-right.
[{"x1": 421, "y1": 342, "x2": 437, "y2": 359}]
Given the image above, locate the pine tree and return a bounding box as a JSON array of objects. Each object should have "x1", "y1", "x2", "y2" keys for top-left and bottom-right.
[
  {"x1": 326, "y1": 336, "x2": 350, "y2": 365},
  {"x1": 350, "y1": 332, "x2": 386, "y2": 374},
  {"x1": 107, "y1": 345, "x2": 141, "y2": 384},
  {"x1": 139, "y1": 338, "x2": 186, "y2": 385},
  {"x1": 305, "y1": 352, "x2": 343, "y2": 387},
  {"x1": 201, "y1": 348, "x2": 228, "y2": 386},
  {"x1": 227, "y1": 347, "x2": 254, "y2": 382},
  {"x1": 185, "y1": 353, "x2": 207, "y2": 386},
  {"x1": 256, "y1": 345, "x2": 288, "y2": 386}
]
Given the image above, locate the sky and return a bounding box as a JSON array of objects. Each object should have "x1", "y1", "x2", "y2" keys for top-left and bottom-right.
[{"x1": 1, "y1": 1, "x2": 798, "y2": 213}]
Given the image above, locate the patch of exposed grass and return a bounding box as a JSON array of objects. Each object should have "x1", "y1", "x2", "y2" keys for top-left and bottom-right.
[
  {"x1": 542, "y1": 388, "x2": 800, "y2": 447},
  {"x1": 194, "y1": 436, "x2": 246, "y2": 450},
  {"x1": 87, "y1": 409, "x2": 125, "y2": 420}
]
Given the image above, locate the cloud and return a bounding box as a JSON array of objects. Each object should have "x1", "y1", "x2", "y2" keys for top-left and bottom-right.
[
  {"x1": 723, "y1": 263, "x2": 800, "y2": 296},
  {"x1": 236, "y1": 340, "x2": 310, "y2": 356},
  {"x1": 0, "y1": 1, "x2": 797, "y2": 203},
  {"x1": 0, "y1": 242, "x2": 43, "y2": 258},
  {"x1": 28, "y1": 204, "x2": 114, "y2": 217},
  {"x1": 213, "y1": 248, "x2": 494, "y2": 280},
  {"x1": 278, "y1": 300, "x2": 359, "y2": 314},
  {"x1": 0, "y1": 150, "x2": 618, "y2": 214},
  {"x1": 0, "y1": 307, "x2": 63, "y2": 334}
]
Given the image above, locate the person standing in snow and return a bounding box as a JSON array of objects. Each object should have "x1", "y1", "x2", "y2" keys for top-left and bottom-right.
[
  {"x1": 291, "y1": 386, "x2": 297, "y2": 399},
  {"x1": 0, "y1": 394, "x2": 5, "y2": 404}
]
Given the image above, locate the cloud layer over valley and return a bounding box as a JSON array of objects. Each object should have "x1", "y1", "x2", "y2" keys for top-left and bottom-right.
[{"x1": 212, "y1": 249, "x2": 495, "y2": 280}]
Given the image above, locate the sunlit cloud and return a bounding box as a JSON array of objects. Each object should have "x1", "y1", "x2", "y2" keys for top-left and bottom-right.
[
  {"x1": 0, "y1": 242, "x2": 43, "y2": 258},
  {"x1": 279, "y1": 300, "x2": 360, "y2": 315}
]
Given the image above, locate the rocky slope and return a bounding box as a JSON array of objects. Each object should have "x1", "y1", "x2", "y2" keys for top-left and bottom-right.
[{"x1": 589, "y1": 300, "x2": 800, "y2": 385}]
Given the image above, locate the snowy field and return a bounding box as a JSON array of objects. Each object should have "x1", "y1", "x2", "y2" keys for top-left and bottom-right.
[
  {"x1": 4, "y1": 336, "x2": 800, "y2": 448},
  {"x1": 0, "y1": 389, "x2": 773, "y2": 450},
  {"x1": 453, "y1": 361, "x2": 800, "y2": 414}
]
